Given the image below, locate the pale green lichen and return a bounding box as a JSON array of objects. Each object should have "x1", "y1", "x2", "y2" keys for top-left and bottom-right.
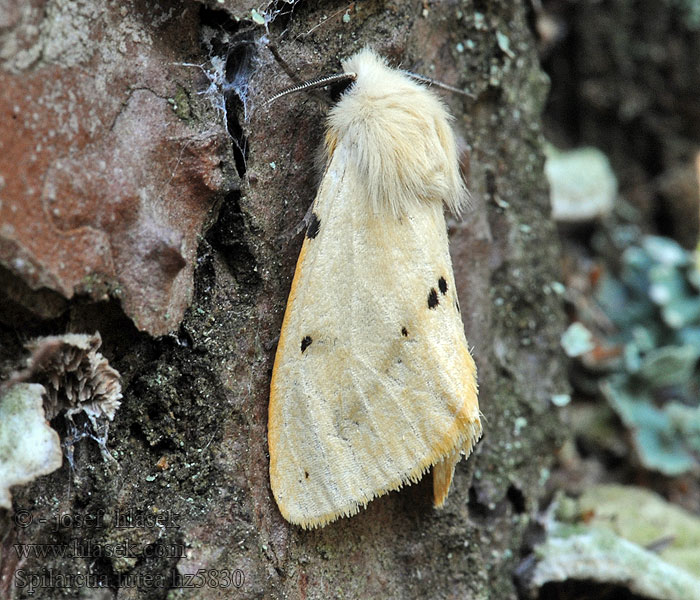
[
  {"x1": 545, "y1": 146, "x2": 617, "y2": 222},
  {"x1": 171, "y1": 87, "x2": 192, "y2": 121},
  {"x1": 532, "y1": 525, "x2": 700, "y2": 600},
  {"x1": 560, "y1": 322, "x2": 595, "y2": 357},
  {"x1": 670, "y1": 0, "x2": 700, "y2": 28},
  {"x1": 250, "y1": 8, "x2": 266, "y2": 25},
  {"x1": 534, "y1": 486, "x2": 700, "y2": 599},
  {"x1": 577, "y1": 484, "x2": 700, "y2": 575},
  {"x1": 593, "y1": 235, "x2": 700, "y2": 475}
]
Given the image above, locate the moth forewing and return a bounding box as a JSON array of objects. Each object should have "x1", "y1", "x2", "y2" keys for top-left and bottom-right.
[{"x1": 269, "y1": 48, "x2": 481, "y2": 529}]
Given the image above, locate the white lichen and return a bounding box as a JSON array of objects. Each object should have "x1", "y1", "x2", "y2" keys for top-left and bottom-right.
[{"x1": 0, "y1": 383, "x2": 62, "y2": 509}]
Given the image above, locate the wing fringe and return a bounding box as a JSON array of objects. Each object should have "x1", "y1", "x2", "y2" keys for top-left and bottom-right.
[{"x1": 283, "y1": 414, "x2": 482, "y2": 529}]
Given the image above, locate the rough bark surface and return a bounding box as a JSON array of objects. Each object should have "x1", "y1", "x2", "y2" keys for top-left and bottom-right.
[{"x1": 0, "y1": 1, "x2": 568, "y2": 599}]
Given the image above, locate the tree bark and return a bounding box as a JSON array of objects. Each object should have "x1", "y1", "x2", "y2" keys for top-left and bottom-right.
[
  {"x1": 0, "y1": 1, "x2": 568, "y2": 598},
  {"x1": 543, "y1": 0, "x2": 700, "y2": 248}
]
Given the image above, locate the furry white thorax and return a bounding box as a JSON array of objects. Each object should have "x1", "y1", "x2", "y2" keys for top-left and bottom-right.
[{"x1": 325, "y1": 48, "x2": 468, "y2": 218}]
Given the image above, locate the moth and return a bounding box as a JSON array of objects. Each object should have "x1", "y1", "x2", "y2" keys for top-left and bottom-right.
[{"x1": 268, "y1": 48, "x2": 481, "y2": 528}]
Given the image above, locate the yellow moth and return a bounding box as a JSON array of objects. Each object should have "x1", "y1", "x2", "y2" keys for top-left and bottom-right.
[{"x1": 269, "y1": 48, "x2": 481, "y2": 529}]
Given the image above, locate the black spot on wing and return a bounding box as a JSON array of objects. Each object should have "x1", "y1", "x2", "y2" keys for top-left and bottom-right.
[
  {"x1": 401, "y1": 327, "x2": 408, "y2": 337},
  {"x1": 306, "y1": 213, "x2": 321, "y2": 239},
  {"x1": 438, "y1": 277, "x2": 448, "y2": 295},
  {"x1": 304, "y1": 471, "x2": 309, "y2": 479},
  {"x1": 301, "y1": 336, "x2": 312, "y2": 353},
  {"x1": 428, "y1": 288, "x2": 439, "y2": 309}
]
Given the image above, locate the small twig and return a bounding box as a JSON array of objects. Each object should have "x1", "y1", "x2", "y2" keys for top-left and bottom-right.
[
  {"x1": 295, "y1": 3, "x2": 354, "y2": 40},
  {"x1": 645, "y1": 535, "x2": 675, "y2": 554},
  {"x1": 267, "y1": 43, "x2": 306, "y2": 87}
]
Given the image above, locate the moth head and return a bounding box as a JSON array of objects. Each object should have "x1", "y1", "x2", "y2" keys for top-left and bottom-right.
[
  {"x1": 326, "y1": 48, "x2": 469, "y2": 218},
  {"x1": 266, "y1": 47, "x2": 469, "y2": 218}
]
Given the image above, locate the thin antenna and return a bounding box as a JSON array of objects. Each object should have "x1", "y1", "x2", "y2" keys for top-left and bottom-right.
[
  {"x1": 266, "y1": 72, "x2": 357, "y2": 105},
  {"x1": 403, "y1": 71, "x2": 476, "y2": 100},
  {"x1": 295, "y1": 3, "x2": 355, "y2": 40}
]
